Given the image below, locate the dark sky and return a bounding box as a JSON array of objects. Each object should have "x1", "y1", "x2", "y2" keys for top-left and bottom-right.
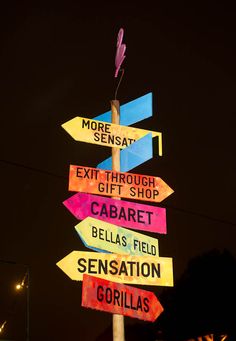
[{"x1": 0, "y1": 1, "x2": 235, "y2": 340}]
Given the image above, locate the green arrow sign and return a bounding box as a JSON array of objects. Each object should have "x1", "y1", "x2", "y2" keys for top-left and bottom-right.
[{"x1": 75, "y1": 217, "x2": 159, "y2": 256}]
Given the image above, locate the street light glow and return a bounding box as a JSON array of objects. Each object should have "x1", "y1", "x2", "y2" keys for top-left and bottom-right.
[
  {"x1": 16, "y1": 272, "x2": 27, "y2": 291},
  {"x1": 16, "y1": 283, "x2": 22, "y2": 290},
  {"x1": 0, "y1": 260, "x2": 30, "y2": 340},
  {"x1": 0, "y1": 321, "x2": 7, "y2": 333}
]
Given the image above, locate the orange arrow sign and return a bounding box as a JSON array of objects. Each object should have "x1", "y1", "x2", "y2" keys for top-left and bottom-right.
[
  {"x1": 82, "y1": 274, "x2": 164, "y2": 322},
  {"x1": 69, "y1": 165, "x2": 174, "y2": 203}
]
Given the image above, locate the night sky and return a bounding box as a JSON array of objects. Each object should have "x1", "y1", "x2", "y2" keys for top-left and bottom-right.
[{"x1": 0, "y1": 2, "x2": 235, "y2": 340}]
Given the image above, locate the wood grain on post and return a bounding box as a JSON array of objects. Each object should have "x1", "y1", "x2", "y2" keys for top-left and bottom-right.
[{"x1": 111, "y1": 100, "x2": 125, "y2": 341}]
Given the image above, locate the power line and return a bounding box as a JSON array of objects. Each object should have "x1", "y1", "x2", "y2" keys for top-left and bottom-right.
[
  {"x1": 0, "y1": 159, "x2": 66, "y2": 180},
  {"x1": 0, "y1": 159, "x2": 235, "y2": 227},
  {"x1": 165, "y1": 204, "x2": 236, "y2": 227}
]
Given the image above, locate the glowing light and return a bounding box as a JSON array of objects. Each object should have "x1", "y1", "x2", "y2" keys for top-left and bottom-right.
[
  {"x1": 0, "y1": 321, "x2": 7, "y2": 333},
  {"x1": 16, "y1": 283, "x2": 22, "y2": 290},
  {"x1": 15, "y1": 271, "x2": 28, "y2": 292}
]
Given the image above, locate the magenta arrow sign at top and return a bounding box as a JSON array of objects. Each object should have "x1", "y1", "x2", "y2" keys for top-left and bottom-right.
[{"x1": 63, "y1": 192, "x2": 167, "y2": 234}]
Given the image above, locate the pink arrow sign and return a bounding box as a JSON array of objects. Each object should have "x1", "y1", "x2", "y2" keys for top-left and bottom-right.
[
  {"x1": 82, "y1": 274, "x2": 164, "y2": 322},
  {"x1": 63, "y1": 192, "x2": 167, "y2": 234}
]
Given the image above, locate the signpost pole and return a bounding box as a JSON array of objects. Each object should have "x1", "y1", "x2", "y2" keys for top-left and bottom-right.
[{"x1": 111, "y1": 100, "x2": 125, "y2": 341}]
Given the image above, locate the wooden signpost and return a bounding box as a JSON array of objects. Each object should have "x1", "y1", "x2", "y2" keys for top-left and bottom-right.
[
  {"x1": 110, "y1": 99, "x2": 124, "y2": 340},
  {"x1": 57, "y1": 28, "x2": 174, "y2": 341},
  {"x1": 63, "y1": 192, "x2": 167, "y2": 234},
  {"x1": 75, "y1": 216, "x2": 159, "y2": 256},
  {"x1": 82, "y1": 274, "x2": 164, "y2": 322}
]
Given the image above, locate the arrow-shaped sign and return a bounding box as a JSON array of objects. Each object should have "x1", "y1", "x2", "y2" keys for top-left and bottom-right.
[
  {"x1": 94, "y1": 93, "x2": 153, "y2": 126},
  {"x1": 56, "y1": 251, "x2": 174, "y2": 286},
  {"x1": 75, "y1": 217, "x2": 159, "y2": 256},
  {"x1": 97, "y1": 133, "x2": 156, "y2": 172},
  {"x1": 69, "y1": 165, "x2": 174, "y2": 203},
  {"x1": 61, "y1": 116, "x2": 162, "y2": 152},
  {"x1": 82, "y1": 274, "x2": 164, "y2": 322},
  {"x1": 94, "y1": 93, "x2": 161, "y2": 171},
  {"x1": 63, "y1": 192, "x2": 167, "y2": 234}
]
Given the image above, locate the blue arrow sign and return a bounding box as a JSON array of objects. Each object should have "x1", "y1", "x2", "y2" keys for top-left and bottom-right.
[
  {"x1": 97, "y1": 133, "x2": 153, "y2": 172},
  {"x1": 94, "y1": 93, "x2": 153, "y2": 126},
  {"x1": 94, "y1": 92, "x2": 162, "y2": 172}
]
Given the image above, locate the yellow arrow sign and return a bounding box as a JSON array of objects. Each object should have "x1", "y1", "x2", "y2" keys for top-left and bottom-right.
[
  {"x1": 75, "y1": 217, "x2": 159, "y2": 256},
  {"x1": 61, "y1": 116, "x2": 162, "y2": 154},
  {"x1": 56, "y1": 251, "x2": 173, "y2": 287}
]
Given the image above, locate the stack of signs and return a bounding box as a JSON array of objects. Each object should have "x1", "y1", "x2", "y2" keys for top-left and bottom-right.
[{"x1": 57, "y1": 93, "x2": 174, "y2": 322}]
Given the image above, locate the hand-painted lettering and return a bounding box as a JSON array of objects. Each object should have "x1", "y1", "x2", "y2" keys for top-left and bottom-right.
[
  {"x1": 92, "y1": 226, "x2": 97, "y2": 238},
  {"x1": 109, "y1": 260, "x2": 119, "y2": 275},
  {"x1": 143, "y1": 297, "x2": 150, "y2": 312},
  {"x1": 76, "y1": 167, "x2": 99, "y2": 180},
  {"x1": 69, "y1": 165, "x2": 173, "y2": 203},
  {"x1": 96, "y1": 285, "x2": 150, "y2": 312},
  {"x1": 88, "y1": 259, "x2": 97, "y2": 274},
  {"x1": 82, "y1": 118, "x2": 111, "y2": 133},
  {"x1": 105, "y1": 171, "x2": 156, "y2": 187},
  {"x1": 77, "y1": 258, "x2": 161, "y2": 278},
  {"x1": 89, "y1": 201, "x2": 154, "y2": 225},
  {"x1": 130, "y1": 187, "x2": 159, "y2": 200},
  {"x1": 98, "y1": 182, "x2": 123, "y2": 195},
  {"x1": 113, "y1": 289, "x2": 121, "y2": 306},
  {"x1": 77, "y1": 258, "x2": 86, "y2": 272},
  {"x1": 97, "y1": 285, "x2": 103, "y2": 302},
  {"x1": 91, "y1": 201, "x2": 99, "y2": 215},
  {"x1": 92, "y1": 226, "x2": 127, "y2": 247},
  {"x1": 93, "y1": 132, "x2": 136, "y2": 147},
  {"x1": 133, "y1": 239, "x2": 157, "y2": 256},
  {"x1": 76, "y1": 167, "x2": 83, "y2": 178}
]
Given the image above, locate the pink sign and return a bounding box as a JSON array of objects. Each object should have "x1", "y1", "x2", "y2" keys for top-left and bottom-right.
[
  {"x1": 63, "y1": 192, "x2": 167, "y2": 234},
  {"x1": 115, "y1": 28, "x2": 126, "y2": 78}
]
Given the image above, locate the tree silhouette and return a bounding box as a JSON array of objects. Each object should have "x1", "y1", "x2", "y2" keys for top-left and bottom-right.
[
  {"x1": 156, "y1": 249, "x2": 236, "y2": 341},
  {"x1": 95, "y1": 249, "x2": 236, "y2": 341}
]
